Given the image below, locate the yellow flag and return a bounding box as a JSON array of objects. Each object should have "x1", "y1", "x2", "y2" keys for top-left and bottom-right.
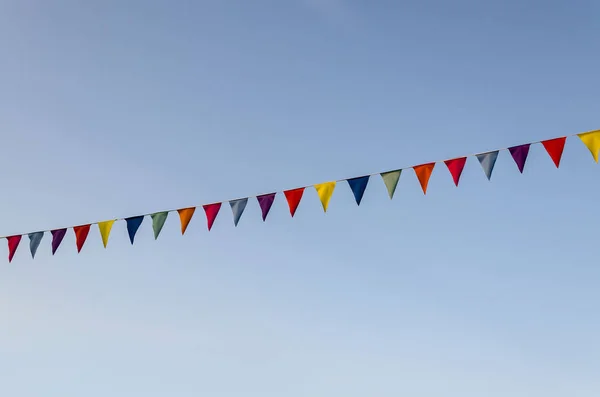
[
  {"x1": 97, "y1": 220, "x2": 115, "y2": 248},
  {"x1": 314, "y1": 181, "x2": 336, "y2": 212},
  {"x1": 578, "y1": 130, "x2": 600, "y2": 162}
]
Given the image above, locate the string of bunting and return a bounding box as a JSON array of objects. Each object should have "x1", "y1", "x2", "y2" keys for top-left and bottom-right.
[{"x1": 4, "y1": 129, "x2": 600, "y2": 262}]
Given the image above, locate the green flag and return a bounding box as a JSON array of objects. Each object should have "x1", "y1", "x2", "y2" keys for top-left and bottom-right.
[
  {"x1": 151, "y1": 211, "x2": 169, "y2": 240},
  {"x1": 380, "y1": 170, "x2": 401, "y2": 199}
]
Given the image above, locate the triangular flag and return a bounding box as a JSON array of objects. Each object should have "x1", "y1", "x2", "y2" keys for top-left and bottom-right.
[
  {"x1": 257, "y1": 193, "x2": 276, "y2": 221},
  {"x1": 151, "y1": 212, "x2": 169, "y2": 240},
  {"x1": 177, "y1": 208, "x2": 195, "y2": 235},
  {"x1": 28, "y1": 232, "x2": 44, "y2": 259},
  {"x1": 314, "y1": 181, "x2": 336, "y2": 212},
  {"x1": 380, "y1": 170, "x2": 401, "y2": 199},
  {"x1": 508, "y1": 144, "x2": 531, "y2": 173},
  {"x1": 97, "y1": 220, "x2": 115, "y2": 248},
  {"x1": 51, "y1": 228, "x2": 67, "y2": 255},
  {"x1": 346, "y1": 176, "x2": 370, "y2": 205},
  {"x1": 444, "y1": 157, "x2": 467, "y2": 186},
  {"x1": 476, "y1": 151, "x2": 499, "y2": 180},
  {"x1": 541, "y1": 137, "x2": 566, "y2": 168},
  {"x1": 229, "y1": 198, "x2": 248, "y2": 226},
  {"x1": 283, "y1": 188, "x2": 305, "y2": 217},
  {"x1": 203, "y1": 203, "x2": 221, "y2": 231},
  {"x1": 125, "y1": 216, "x2": 144, "y2": 244},
  {"x1": 413, "y1": 163, "x2": 435, "y2": 194},
  {"x1": 578, "y1": 130, "x2": 600, "y2": 162},
  {"x1": 7, "y1": 235, "x2": 22, "y2": 262},
  {"x1": 73, "y1": 224, "x2": 91, "y2": 253}
]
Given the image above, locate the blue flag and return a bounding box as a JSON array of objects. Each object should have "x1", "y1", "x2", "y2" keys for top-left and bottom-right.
[
  {"x1": 476, "y1": 151, "x2": 499, "y2": 180},
  {"x1": 229, "y1": 198, "x2": 248, "y2": 226},
  {"x1": 126, "y1": 216, "x2": 144, "y2": 244},
  {"x1": 28, "y1": 232, "x2": 44, "y2": 259},
  {"x1": 346, "y1": 176, "x2": 370, "y2": 205}
]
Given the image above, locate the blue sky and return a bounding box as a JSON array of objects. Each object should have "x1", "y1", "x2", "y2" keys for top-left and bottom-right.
[{"x1": 0, "y1": 0, "x2": 599, "y2": 396}]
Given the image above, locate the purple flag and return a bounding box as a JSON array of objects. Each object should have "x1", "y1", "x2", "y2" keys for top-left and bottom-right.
[
  {"x1": 257, "y1": 193, "x2": 276, "y2": 221},
  {"x1": 508, "y1": 144, "x2": 531, "y2": 173},
  {"x1": 51, "y1": 228, "x2": 67, "y2": 255}
]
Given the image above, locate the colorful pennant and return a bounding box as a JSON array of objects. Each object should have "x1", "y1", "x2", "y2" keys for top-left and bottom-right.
[
  {"x1": 284, "y1": 188, "x2": 304, "y2": 217},
  {"x1": 28, "y1": 232, "x2": 43, "y2": 259},
  {"x1": 578, "y1": 130, "x2": 600, "y2": 162},
  {"x1": 380, "y1": 170, "x2": 401, "y2": 199},
  {"x1": 347, "y1": 176, "x2": 370, "y2": 205},
  {"x1": 177, "y1": 208, "x2": 195, "y2": 235},
  {"x1": 151, "y1": 212, "x2": 168, "y2": 240},
  {"x1": 73, "y1": 225, "x2": 91, "y2": 253},
  {"x1": 7, "y1": 235, "x2": 21, "y2": 262},
  {"x1": 509, "y1": 144, "x2": 531, "y2": 173},
  {"x1": 476, "y1": 151, "x2": 498, "y2": 180},
  {"x1": 229, "y1": 198, "x2": 248, "y2": 226},
  {"x1": 51, "y1": 229, "x2": 67, "y2": 255},
  {"x1": 444, "y1": 157, "x2": 467, "y2": 187},
  {"x1": 541, "y1": 137, "x2": 566, "y2": 168},
  {"x1": 125, "y1": 216, "x2": 144, "y2": 244},
  {"x1": 203, "y1": 203, "x2": 221, "y2": 231},
  {"x1": 314, "y1": 182, "x2": 336, "y2": 212},
  {"x1": 413, "y1": 163, "x2": 435, "y2": 194},
  {"x1": 3, "y1": 129, "x2": 599, "y2": 261},
  {"x1": 98, "y1": 220, "x2": 115, "y2": 248}
]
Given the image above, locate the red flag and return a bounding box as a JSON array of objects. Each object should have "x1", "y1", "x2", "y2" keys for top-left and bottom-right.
[
  {"x1": 413, "y1": 163, "x2": 436, "y2": 194},
  {"x1": 73, "y1": 224, "x2": 91, "y2": 253},
  {"x1": 7, "y1": 235, "x2": 22, "y2": 263},
  {"x1": 541, "y1": 137, "x2": 567, "y2": 168},
  {"x1": 203, "y1": 203, "x2": 222, "y2": 231},
  {"x1": 444, "y1": 157, "x2": 467, "y2": 186},
  {"x1": 283, "y1": 188, "x2": 305, "y2": 217}
]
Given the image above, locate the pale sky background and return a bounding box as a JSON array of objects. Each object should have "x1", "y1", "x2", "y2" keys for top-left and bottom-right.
[{"x1": 0, "y1": 1, "x2": 599, "y2": 396}]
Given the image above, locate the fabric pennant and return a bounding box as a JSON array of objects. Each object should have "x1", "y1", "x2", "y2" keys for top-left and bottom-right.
[
  {"x1": 444, "y1": 157, "x2": 467, "y2": 186},
  {"x1": 541, "y1": 137, "x2": 567, "y2": 168},
  {"x1": 229, "y1": 198, "x2": 248, "y2": 226},
  {"x1": 508, "y1": 144, "x2": 531, "y2": 173},
  {"x1": 177, "y1": 207, "x2": 195, "y2": 235},
  {"x1": 346, "y1": 176, "x2": 370, "y2": 205},
  {"x1": 28, "y1": 232, "x2": 44, "y2": 259},
  {"x1": 151, "y1": 212, "x2": 168, "y2": 240},
  {"x1": 476, "y1": 151, "x2": 499, "y2": 180},
  {"x1": 283, "y1": 188, "x2": 305, "y2": 217},
  {"x1": 97, "y1": 220, "x2": 115, "y2": 248},
  {"x1": 257, "y1": 193, "x2": 276, "y2": 221},
  {"x1": 314, "y1": 181, "x2": 336, "y2": 212},
  {"x1": 578, "y1": 130, "x2": 600, "y2": 162},
  {"x1": 125, "y1": 216, "x2": 144, "y2": 244},
  {"x1": 203, "y1": 203, "x2": 222, "y2": 231},
  {"x1": 7, "y1": 235, "x2": 22, "y2": 262},
  {"x1": 413, "y1": 163, "x2": 435, "y2": 194},
  {"x1": 73, "y1": 224, "x2": 91, "y2": 253},
  {"x1": 380, "y1": 170, "x2": 401, "y2": 199},
  {"x1": 51, "y1": 228, "x2": 67, "y2": 255}
]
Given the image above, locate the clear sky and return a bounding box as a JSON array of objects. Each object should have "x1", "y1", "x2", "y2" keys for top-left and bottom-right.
[{"x1": 0, "y1": 0, "x2": 599, "y2": 396}]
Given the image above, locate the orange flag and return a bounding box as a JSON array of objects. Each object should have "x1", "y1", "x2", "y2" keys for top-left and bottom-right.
[
  {"x1": 413, "y1": 163, "x2": 436, "y2": 194},
  {"x1": 177, "y1": 207, "x2": 196, "y2": 235},
  {"x1": 73, "y1": 224, "x2": 91, "y2": 253}
]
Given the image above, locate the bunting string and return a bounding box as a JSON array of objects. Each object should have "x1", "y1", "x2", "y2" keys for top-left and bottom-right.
[{"x1": 4, "y1": 129, "x2": 600, "y2": 261}]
